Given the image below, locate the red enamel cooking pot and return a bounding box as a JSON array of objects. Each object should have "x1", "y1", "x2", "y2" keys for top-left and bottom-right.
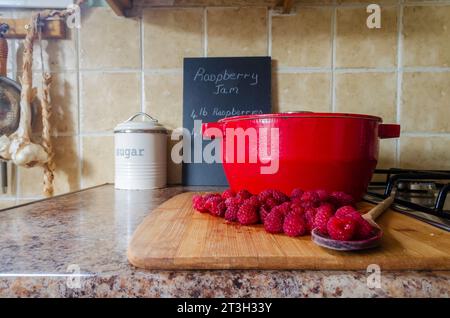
[{"x1": 202, "y1": 112, "x2": 400, "y2": 201}]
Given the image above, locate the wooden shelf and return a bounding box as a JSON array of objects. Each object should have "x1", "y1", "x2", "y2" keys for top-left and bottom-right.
[
  {"x1": 0, "y1": 18, "x2": 65, "y2": 39},
  {"x1": 106, "y1": 0, "x2": 294, "y2": 17}
]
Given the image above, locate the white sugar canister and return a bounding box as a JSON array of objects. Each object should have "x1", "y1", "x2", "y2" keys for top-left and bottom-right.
[{"x1": 114, "y1": 113, "x2": 167, "y2": 190}]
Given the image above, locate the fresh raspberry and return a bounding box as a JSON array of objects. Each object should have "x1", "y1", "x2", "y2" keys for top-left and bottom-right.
[
  {"x1": 355, "y1": 218, "x2": 377, "y2": 240},
  {"x1": 327, "y1": 216, "x2": 357, "y2": 241},
  {"x1": 335, "y1": 205, "x2": 358, "y2": 218},
  {"x1": 272, "y1": 202, "x2": 291, "y2": 216},
  {"x1": 203, "y1": 193, "x2": 221, "y2": 202},
  {"x1": 216, "y1": 202, "x2": 227, "y2": 217},
  {"x1": 335, "y1": 206, "x2": 376, "y2": 240},
  {"x1": 271, "y1": 190, "x2": 289, "y2": 203},
  {"x1": 259, "y1": 204, "x2": 271, "y2": 223},
  {"x1": 245, "y1": 195, "x2": 261, "y2": 208},
  {"x1": 204, "y1": 196, "x2": 221, "y2": 210},
  {"x1": 301, "y1": 190, "x2": 320, "y2": 203},
  {"x1": 331, "y1": 191, "x2": 355, "y2": 207},
  {"x1": 290, "y1": 188, "x2": 304, "y2": 199},
  {"x1": 258, "y1": 189, "x2": 288, "y2": 206},
  {"x1": 265, "y1": 197, "x2": 278, "y2": 209},
  {"x1": 205, "y1": 196, "x2": 226, "y2": 217},
  {"x1": 224, "y1": 197, "x2": 240, "y2": 207},
  {"x1": 317, "y1": 202, "x2": 335, "y2": 214},
  {"x1": 225, "y1": 203, "x2": 239, "y2": 222},
  {"x1": 236, "y1": 189, "x2": 252, "y2": 201},
  {"x1": 289, "y1": 202, "x2": 304, "y2": 217},
  {"x1": 192, "y1": 194, "x2": 208, "y2": 213},
  {"x1": 264, "y1": 209, "x2": 285, "y2": 234},
  {"x1": 304, "y1": 207, "x2": 317, "y2": 232},
  {"x1": 315, "y1": 189, "x2": 331, "y2": 202},
  {"x1": 300, "y1": 191, "x2": 320, "y2": 208},
  {"x1": 300, "y1": 200, "x2": 317, "y2": 209},
  {"x1": 347, "y1": 212, "x2": 365, "y2": 223},
  {"x1": 221, "y1": 189, "x2": 235, "y2": 200},
  {"x1": 237, "y1": 203, "x2": 259, "y2": 225},
  {"x1": 258, "y1": 189, "x2": 274, "y2": 202},
  {"x1": 283, "y1": 213, "x2": 307, "y2": 237},
  {"x1": 313, "y1": 203, "x2": 335, "y2": 234}
]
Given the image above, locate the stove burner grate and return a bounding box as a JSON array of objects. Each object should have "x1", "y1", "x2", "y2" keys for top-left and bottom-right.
[{"x1": 366, "y1": 168, "x2": 450, "y2": 231}]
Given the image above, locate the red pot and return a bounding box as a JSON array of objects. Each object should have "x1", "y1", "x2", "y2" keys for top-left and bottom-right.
[{"x1": 202, "y1": 113, "x2": 400, "y2": 201}]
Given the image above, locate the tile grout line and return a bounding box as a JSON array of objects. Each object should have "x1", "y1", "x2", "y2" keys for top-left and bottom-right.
[
  {"x1": 278, "y1": 66, "x2": 450, "y2": 73},
  {"x1": 269, "y1": 1, "x2": 450, "y2": 10},
  {"x1": 78, "y1": 68, "x2": 142, "y2": 73},
  {"x1": 331, "y1": 4, "x2": 337, "y2": 113},
  {"x1": 267, "y1": 8, "x2": 272, "y2": 57},
  {"x1": 271, "y1": 3, "x2": 395, "y2": 12},
  {"x1": 401, "y1": 132, "x2": 450, "y2": 137},
  {"x1": 143, "y1": 69, "x2": 183, "y2": 74},
  {"x1": 79, "y1": 132, "x2": 115, "y2": 137},
  {"x1": 403, "y1": 66, "x2": 450, "y2": 72},
  {"x1": 140, "y1": 15, "x2": 145, "y2": 113},
  {"x1": 404, "y1": 1, "x2": 450, "y2": 7},
  {"x1": 74, "y1": 66, "x2": 450, "y2": 74},
  {"x1": 77, "y1": 25, "x2": 84, "y2": 190},
  {"x1": 395, "y1": 1, "x2": 404, "y2": 168}
]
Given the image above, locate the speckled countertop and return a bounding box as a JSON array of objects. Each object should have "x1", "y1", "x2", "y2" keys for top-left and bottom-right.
[{"x1": 0, "y1": 184, "x2": 448, "y2": 298}]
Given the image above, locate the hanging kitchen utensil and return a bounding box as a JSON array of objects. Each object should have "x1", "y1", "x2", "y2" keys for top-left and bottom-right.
[
  {"x1": 0, "y1": 23, "x2": 18, "y2": 193},
  {"x1": 0, "y1": 4, "x2": 82, "y2": 197},
  {"x1": 0, "y1": 24, "x2": 20, "y2": 136},
  {"x1": 0, "y1": 23, "x2": 39, "y2": 194},
  {"x1": 0, "y1": 14, "x2": 52, "y2": 196},
  {"x1": 0, "y1": 24, "x2": 38, "y2": 134}
]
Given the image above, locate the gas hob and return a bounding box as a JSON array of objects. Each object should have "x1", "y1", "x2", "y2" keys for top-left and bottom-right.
[{"x1": 365, "y1": 168, "x2": 450, "y2": 232}]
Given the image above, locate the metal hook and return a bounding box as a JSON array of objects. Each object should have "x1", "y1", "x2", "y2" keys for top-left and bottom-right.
[{"x1": 0, "y1": 23, "x2": 9, "y2": 37}]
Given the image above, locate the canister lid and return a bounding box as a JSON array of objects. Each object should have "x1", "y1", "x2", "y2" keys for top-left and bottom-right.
[{"x1": 114, "y1": 112, "x2": 167, "y2": 134}]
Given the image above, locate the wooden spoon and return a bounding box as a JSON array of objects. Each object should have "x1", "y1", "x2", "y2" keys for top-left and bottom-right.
[{"x1": 311, "y1": 195, "x2": 395, "y2": 251}]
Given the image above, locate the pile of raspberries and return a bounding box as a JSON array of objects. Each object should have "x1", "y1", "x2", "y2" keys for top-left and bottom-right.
[{"x1": 192, "y1": 188, "x2": 377, "y2": 241}]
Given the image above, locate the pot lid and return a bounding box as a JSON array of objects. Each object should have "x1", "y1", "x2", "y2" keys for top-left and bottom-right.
[
  {"x1": 218, "y1": 112, "x2": 383, "y2": 123},
  {"x1": 114, "y1": 112, "x2": 167, "y2": 133}
]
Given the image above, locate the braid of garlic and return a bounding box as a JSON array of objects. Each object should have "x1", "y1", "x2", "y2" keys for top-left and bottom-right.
[
  {"x1": 18, "y1": 13, "x2": 37, "y2": 142},
  {"x1": 0, "y1": 2, "x2": 86, "y2": 196},
  {"x1": 41, "y1": 73, "x2": 54, "y2": 197},
  {"x1": 34, "y1": 1, "x2": 85, "y2": 196}
]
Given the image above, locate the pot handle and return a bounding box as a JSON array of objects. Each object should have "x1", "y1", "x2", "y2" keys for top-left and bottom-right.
[
  {"x1": 202, "y1": 122, "x2": 224, "y2": 139},
  {"x1": 379, "y1": 124, "x2": 400, "y2": 139}
]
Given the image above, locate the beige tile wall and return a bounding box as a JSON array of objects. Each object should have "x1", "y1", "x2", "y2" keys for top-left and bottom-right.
[{"x1": 0, "y1": 1, "x2": 449, "y2": 206}]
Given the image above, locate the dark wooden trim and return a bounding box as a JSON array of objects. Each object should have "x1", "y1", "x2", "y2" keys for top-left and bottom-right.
[
  {"x1": 107, "y1": 0, "x2": 286, "y2": 17},
  {"x1": 282, "y1": 0, "x2": 294, "y2": 14},
  {"x1": 105, "y1": 0, "x2": 132, "y2": 17},
  {"x1": 0, "y1": 18, "x2": 66, "y2": 39}
]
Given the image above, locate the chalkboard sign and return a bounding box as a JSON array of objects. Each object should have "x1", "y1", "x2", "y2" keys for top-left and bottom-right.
[{"x1": 182, "y1": 56, "x2": 272, "y2": 186}]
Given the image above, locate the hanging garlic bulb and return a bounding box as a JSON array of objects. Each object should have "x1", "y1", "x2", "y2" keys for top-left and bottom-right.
[
  {"x1": 0, "y1": 14, "x2": 49, "y2": 170},
  {"x1": 0, "y1": 3, "x2": 83, "y2": 195}
]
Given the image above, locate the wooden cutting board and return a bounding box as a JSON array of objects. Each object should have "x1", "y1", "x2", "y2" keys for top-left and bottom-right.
[{"x1": 127, "y1": 192, "x2": 450, "y2": 270}]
